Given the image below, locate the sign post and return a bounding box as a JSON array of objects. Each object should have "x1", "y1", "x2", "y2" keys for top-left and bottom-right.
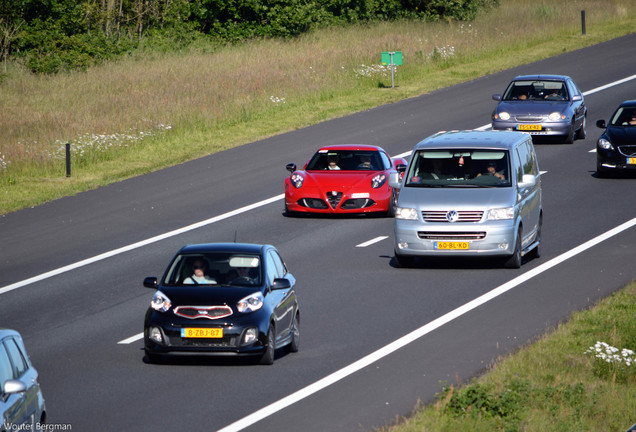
[{"x1": 381, "y1": 51, "x2": 403, "y2": 88}]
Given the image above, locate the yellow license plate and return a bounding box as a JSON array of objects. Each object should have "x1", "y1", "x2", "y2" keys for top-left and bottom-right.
[
  {"x1": 518, "y1": 124, "x2": 542, "y2": 131},
  {"x1": 434, "y1": 241, "x2": 469, "y2": 250},
  {"x1": 628, "y1": 158, "x2": 636, "y2": 165},
  {"x1": 181, "y1": 328, "x2": 223, "y2": 338}
]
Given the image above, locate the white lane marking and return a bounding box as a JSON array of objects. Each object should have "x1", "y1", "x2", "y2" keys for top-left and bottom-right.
[
  {"x1": 356, "y1": 236, "x2": 388, "y2": 248},
  {"x1": 583, "y1": 74, "x2": 636, "y2": 96},
  {"x1": 118, "y1": 333, "x2": 143, "y2": 344},
  {"x1": 0, "y1": 195, "x2": 284, "y2": 296},
  {"x1": 217, "y1": 216, "x2": 636, "y2": 432}
]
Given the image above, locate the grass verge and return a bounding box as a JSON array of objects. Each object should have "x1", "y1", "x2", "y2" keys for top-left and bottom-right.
[{"x1": 381, "y1": 281, "x2": 636, "y2": 432}]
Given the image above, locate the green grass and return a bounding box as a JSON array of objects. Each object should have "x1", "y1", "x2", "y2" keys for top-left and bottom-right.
[
  {"x1": 380, "y1": 281, "x2": 636, "y2": 432},
  {"x1": 1, "y1": 0, "x2": 635, "y2": 214}
]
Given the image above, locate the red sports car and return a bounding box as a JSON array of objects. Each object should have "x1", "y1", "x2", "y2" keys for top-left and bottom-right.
[{"x1": 284, "y1": 144, "x2": 407, "y2": 216}]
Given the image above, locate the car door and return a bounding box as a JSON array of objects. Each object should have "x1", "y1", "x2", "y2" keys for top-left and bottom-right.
[
  {"x1": 567, "y1": 78, "x2": 585, "y2": 126},
  {"x1": 1, "y1": 338, "x2": 26, "y2": 429},
  {"x1": 265, "y1": 249, "x2": 295, "y2": 341},
  {"x1": 5, "y1": 337, "x2": 39, "y2": 428},
  {"x1": 514, "y1": 140, "x2": 542, "y2": 248}
]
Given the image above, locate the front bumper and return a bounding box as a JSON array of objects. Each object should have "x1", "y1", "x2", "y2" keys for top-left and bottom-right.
[
  {"x1": 285, "y1": 187, "x2": 391, "y2": 214},
  {"x1": 393, "y1": 218, "x2": 517, "y2": 257},
  {"x1": 492, "y1": 120, "x2": 570, "y2": 136},
  {"x1": 597, "y1": 148, "x2": 636, "y2": 171}
]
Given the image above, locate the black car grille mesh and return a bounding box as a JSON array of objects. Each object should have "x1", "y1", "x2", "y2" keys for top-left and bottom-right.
[
  {"x1": 515, "y1": 115, "x2": 543, "y2": 122},
  {"x1": 299, "y1": 198, "x2": 329, "y2": 209},
  {"x1": 340, "y1": 198, "x2": 376, "y2": 209},
  {"x1": 174, "y1": 306, "x2": 233, "y2": 320},
  {"x1": 170, "y1": 335, "x2": 237, "y2": 348},
  {"x1": 618, "y1": 145, "x2": 636, "y2": 157},
  {"x1": 326, "y1": 191, "x2": 343, "y2": 209}
]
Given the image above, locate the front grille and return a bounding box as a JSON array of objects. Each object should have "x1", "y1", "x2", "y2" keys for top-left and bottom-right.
[
  {"x1": 340, "y1": 198, "x2": 376, "y2": 209},
  {"x1": 418, "y1": 232, "x2": 487, "y2": 240},
  {"x1": 618, "y1": 145, "x2": 636, "y2": 157},
  {"x1": 170, "y1": 335, "x2": 237, "y2": 348},
  {"x1": 299, "y1": 198, "x2": 328, "y2": 209},
  {"x1": 422, "y1": 210, "x2": 484, "y2": 223},
  {"x1": 174, "y1": 306, "x2": 233, "y2": 320},
  {"x1": 514, "y1": 115, "x2": 543, "y2": 122},
  {"x1": 326, "y1": 191, "x2": 343, "y2": 209}
]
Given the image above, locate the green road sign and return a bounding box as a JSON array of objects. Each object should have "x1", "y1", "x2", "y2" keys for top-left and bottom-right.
[{"x1": 381, "y1": 51, "x2": 403, "y2": 66}]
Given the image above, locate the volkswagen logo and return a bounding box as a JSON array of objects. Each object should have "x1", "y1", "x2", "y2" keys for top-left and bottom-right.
[{"x1": 446, "y1": 210, "x2": 459, "y2": 223}]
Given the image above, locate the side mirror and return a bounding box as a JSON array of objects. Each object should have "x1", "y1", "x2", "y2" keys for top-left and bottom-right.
[
  {"x1": 596, "y1": 119, "x2": 606, "y2": 129},
  {"x1": 143, "y1": 277, "x2": 158, "y2": 289},
  {"x1": 388, "y1": 171, "x2": 402, "y2": 189},
  {"x1": 492, "y1": 94, "x2": 502, "y2": 101},
  {"x1": 396, "y1": 164, "x2": 407, "y2": 173},
  {"x1": 286, "y1": 163, "x2": 297, "y2": 174},
  {"x1": 3, "y1": 379, "x2": 26, "y2": 395},
  {"x1": 272, "y1": 278, "x2": 291, "y2": 290},
  {"x1": 518, "y1": 174, "x2": 537, "y2": 189},
  {"x1": 571, "y1": 95, "x2": 582, "y2": 102}
]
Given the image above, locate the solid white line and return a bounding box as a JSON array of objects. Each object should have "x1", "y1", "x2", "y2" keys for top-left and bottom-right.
[
  {"x1": 217, "y1": 216, "x2": 636, "y2": 432},
  {"x1": 356, "y1": 236, "x2": 388, "y2": 248},
  {"x1": 118, "y1": 333, "x2": 144, "y2": 345},
  {"x1": 582, "y1": 74, "x2": 636, "y2": 96},
  {"x1": 0, "y1": 195, "x2": 284, "y2": 296}
]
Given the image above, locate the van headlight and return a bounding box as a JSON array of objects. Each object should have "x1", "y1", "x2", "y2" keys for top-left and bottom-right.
[
  {"x1": 395, "y1": 207, "x2": 418, "y2": 220},
  {"x1": 487, "y1": 207, "x2": 514, "y2": 220}
]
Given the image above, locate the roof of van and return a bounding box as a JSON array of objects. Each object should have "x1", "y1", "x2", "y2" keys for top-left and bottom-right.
[{"x1": 414, "y1": 130, "x2": 530, "y2": 150}]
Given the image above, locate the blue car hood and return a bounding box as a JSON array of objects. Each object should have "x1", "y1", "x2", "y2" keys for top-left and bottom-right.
[{"x1": 497, "y1": 100, "x2": 569, "y2": 115}]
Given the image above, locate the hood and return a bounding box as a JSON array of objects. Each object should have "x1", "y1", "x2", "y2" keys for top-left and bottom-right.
[
  {"x1": 158, "y1": 285, "x2": 262, "y2": 307},
  {"x1": 398, "y1": 186, "x2": 516, "y2": 210},
  {"x1": 606, "y1": 126, "x2": 636, "y2": 147},
  {"x1": 303, "y1": 170, "x2": 380, "y2": 189},
  {"x1": 496, "y1": 100, "x2": 570, "y2": 116}
]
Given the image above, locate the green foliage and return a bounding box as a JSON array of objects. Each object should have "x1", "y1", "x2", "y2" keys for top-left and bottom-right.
[{"x1": 1, "y1": 0, "x2": 498, "y2": 73}]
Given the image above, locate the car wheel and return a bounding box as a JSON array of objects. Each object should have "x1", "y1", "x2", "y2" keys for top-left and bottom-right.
[
  {"x1": 564, "y1": 120, "x2": 575, "y2": 144},
  {"x1": 260, "y1": 325, "x2": 276, "y2": 365},
  {"x1": 386, "y1": 189, "x2": 397, "y2": 217},
  {"x1": 575, "y1": 116, "x2": 586, "y2": 140},
  {"x1": 289, "y1": 313, "x2": 300, "y2": 353},
  {"x1": 394, "y1": 251, "x2": 415, "y2": 268},
  {"x1": 504, "y1": 229, "x2": 522, "y2": 269},
  {"x1": 144, "y1": 349, "x2": 162, "y2": 364}
]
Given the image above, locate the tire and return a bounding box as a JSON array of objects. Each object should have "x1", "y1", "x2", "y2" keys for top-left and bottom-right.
[
  {"x1": 259, "y1": 325, "x2": 276, "y2": 365},
  {"x1": 394, "y1": 251, "x2": 415, "y2": 268},
  {"x1": 504, "y1": 229, "x2": 522, "y2": 269},
  {"x1": 289, "y1": 313, "x2": 300, "y2": 353},
  {"x1": 386, "y1": 189, "x2": 397, "y2": 217},
  {"x1": 564, "y1": 120, "x2": 575, "y2": 144},
  {"x1": 575, "y1": 115, "x2": 586, "y2": 140}
]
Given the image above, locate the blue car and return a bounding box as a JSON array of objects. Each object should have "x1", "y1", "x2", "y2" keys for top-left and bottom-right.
[
  {"x1": 595, "y1": 100, "x2": 636, "y2": 177},
  {"x1": 491, "y1": 74, "x2": 587, "y2": 144},
  {"x1": 143, "y1": 243, "x2": 299, "y2": 365}
]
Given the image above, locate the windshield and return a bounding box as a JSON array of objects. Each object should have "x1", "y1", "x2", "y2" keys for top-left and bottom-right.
[
  {"x1": 405, "y1": 149, "x2": 511, "y2": 188},
  {"x1": 305, "y1": 149, "x2": 384, "y2": 171},
  {"x1": 163, "y1": 252, "x2": 262, "y2": 286},
  {"x1": 610, "y1": 107, "x2": 636, "y2": 127},
  {"x1": 502, "y1": 80, "x2": 569, "y2": 101}
]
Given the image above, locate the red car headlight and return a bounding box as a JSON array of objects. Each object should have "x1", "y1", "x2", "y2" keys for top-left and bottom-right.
[{"x1": 371, "y1": 173, "x2": 387, "y2": 189}]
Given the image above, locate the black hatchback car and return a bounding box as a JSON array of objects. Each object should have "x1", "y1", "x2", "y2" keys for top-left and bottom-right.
[
  {"x1": 596, "y1": 100, "x2": 636, "y2": 177},
  {"x1": 143, "y1": 243, "x2": 299, "y2": 365}
]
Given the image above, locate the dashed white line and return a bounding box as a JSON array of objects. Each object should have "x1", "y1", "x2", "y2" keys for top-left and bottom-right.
[{"x1": 356, "y1": 236, "x2": 389, "y2": 248}]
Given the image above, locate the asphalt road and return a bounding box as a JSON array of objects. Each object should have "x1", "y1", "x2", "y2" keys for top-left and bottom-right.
[{"x1": 1, "y1": 33, "x2": 635, "y2": 432}]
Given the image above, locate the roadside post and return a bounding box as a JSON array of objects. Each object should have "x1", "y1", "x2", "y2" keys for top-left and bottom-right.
[
  {"x1": 381, "y1": 51, "x2": 403, "y2": 88},
  {"x1": 65, "y1": 142, "x2": 71, "y2": 177}
]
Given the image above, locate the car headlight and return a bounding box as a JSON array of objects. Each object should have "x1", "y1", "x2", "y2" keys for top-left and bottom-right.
[
  {"x1": 548, "y1": 112, "x2": 565, "y2": 121},
  {"x1": 487, "y1": 207, "x2": 514, "y2": 220},
  {"x1": 497, "y1": 112, "x2": 510, "y2": 121},
  {"x1": 371, "y1": 173, "x2": 387, "y2": 188},
  {"x1": 237, "y1": 292, "x2": 264, "y2": 313},
  {"x1": 151, "y1": 291, "x2": 172, "y2": 312},
  {"x1": 290, "y1": 173, "x2": 304, "y2": 188},
  {"x1": 395, "y1": 207, "x2": 418, "y2": 220},
  {"x1": 597, "y1": 138, "x2": 614, "y2": 150}
]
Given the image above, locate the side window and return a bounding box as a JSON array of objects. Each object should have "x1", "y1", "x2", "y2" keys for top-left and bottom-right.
[
  {"x1": 525, "y1": 141, "x2": 539, "y2": 176},
  {"x1": 264, "y1": 252, "x2": 279, "y2": 286},
  {"x1": 0, "y1": 341, "x2": 14, "y2": 384},
  {"x1": 4, "y1": 338, "x2": 27, "y2": 378},
  {"x1": 568, "y1": 79, "x2": 580, "y2": 97},
  {"x1": 380, "y1": 152, "x2": 392, "y2": 170},
  {"x1": 515, "y1": 142, "x2": 535, "y2": 178},
  {"x1": 514, "y1": 147, "x2": 524, "y2": 183},
  {"x1": 270, "y1": 251, "x2": 287, "y2": 277}
]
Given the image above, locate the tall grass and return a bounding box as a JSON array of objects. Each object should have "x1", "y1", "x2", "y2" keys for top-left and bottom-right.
[{"x1": 1, "y1": 0, "x2": 635, "y2": 214}]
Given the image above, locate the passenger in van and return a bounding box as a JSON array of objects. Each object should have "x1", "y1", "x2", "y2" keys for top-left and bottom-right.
[
  {"x1": 477, "y1": 162, "x2": 505, "y2": 181},
  {"x1": 183, "y1": 259, "x2": 217, "y2": 285},
  {"x1": 411, "y1": 159, "x2": 453, "y2": 182}
]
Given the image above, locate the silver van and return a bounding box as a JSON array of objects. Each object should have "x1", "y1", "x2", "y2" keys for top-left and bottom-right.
[{"x1": 389, "y1": 130, "x2": 542, "y2": 268}]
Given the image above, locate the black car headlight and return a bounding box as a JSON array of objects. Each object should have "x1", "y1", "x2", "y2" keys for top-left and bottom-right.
[
  {"x1": 598, "y1": 138, "x2": 614, "y2": 150},
  {"x1": 371, "y1": 173, "x2": 387, "y2": 189},
  {"x1": 291, "y1": 173, "x2": 304, "y2": 188},
  {"x1": 237, "y1": 292, "x2": 264, "y2": 313},
  {"x1": 151, "y1": 291, "x2": 171, "y2": 312}
]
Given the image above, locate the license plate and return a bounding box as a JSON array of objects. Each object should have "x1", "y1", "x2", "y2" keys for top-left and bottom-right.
[
  {"x1": 181, "y1": 328, "x2": 223, "y2": 338},
  {"x1": 628, "y1": 158, "x2": 636, "y2": 165},
  {"x1": 434, "y1": 241, "x2": 469, "y2": 250},
  {"x1": 518, "y1": 124, "x2": 542, "y2": 131}
]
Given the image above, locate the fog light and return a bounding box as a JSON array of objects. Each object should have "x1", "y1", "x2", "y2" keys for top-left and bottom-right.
[
  {"x1": 397, "y1": 242, "x2": 408, "y2": 250},
  {"x1": 498, "y1": 243, "x2": 509, "y2": 250},
  {"x1": 149, "y1": 327, "x2": 163, "y2": 343},
  {"x1": 243, "y1": 328, "x2": 258, "y2": 345}
]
